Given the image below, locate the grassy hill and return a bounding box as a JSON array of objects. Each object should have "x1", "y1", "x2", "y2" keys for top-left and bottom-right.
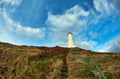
[{"x1": 0, "y1": 42, "x2": 120, "y2": 79}]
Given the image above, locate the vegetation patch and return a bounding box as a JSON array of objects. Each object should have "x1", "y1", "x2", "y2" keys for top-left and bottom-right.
[
  {"x1": 104, "y1": 72, "x2": 113, "y2": 79},
  {"x1": 81, "y1": 66, "x2": 95, "y2": 78}
]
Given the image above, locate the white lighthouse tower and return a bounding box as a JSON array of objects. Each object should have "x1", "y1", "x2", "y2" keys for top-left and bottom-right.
[{"x1": 68, "y1": 32, "x2": 75, "y2": 48}]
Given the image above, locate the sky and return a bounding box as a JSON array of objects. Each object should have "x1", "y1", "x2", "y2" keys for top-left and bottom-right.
[{"x1": 0, "y1": 0, "x2": 120, "y2": 52}]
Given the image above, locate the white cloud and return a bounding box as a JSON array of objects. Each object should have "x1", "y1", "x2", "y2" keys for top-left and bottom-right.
[
  {"x1": 75, "y1": 38, "x2": 97, "y2": 50},
  {"x1": 1, "y1": 0, "x2": 22, "y2": 6},
  {"x1": 47, "y1": 5, "x2": 89, "y2": 40},
  {"x1": 66, "y1": 5, "x2": 89, "y2": 17},
  {"x1": 1, "y1": 10, "x2": 45, "y2": 39},
  {"x1": 80, "y1": 41, "x2": 96, "y2": 49},
  {"x1": 94, "y1": 0, "x2": 110, "y2": 14},
  {"x1": 107, "y1": 36, "x2": 120, "y2": 52},
  {"x1": 96, "y1": 35, "x2": 120, "y2": 52},
  {"x1": 97, "y1": 46, "x2": 111, "y2": 52},
  {"x1": 89, "y1": 31, "x2": 100, "y2": 38},
  {"x1": 94, "y1": 0, "x2": 116, "y2": 15}
]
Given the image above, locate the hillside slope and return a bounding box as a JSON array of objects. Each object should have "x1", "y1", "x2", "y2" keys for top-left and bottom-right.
[{"x1": 0, "y1": 42, "x2": 120, "y2": 79}]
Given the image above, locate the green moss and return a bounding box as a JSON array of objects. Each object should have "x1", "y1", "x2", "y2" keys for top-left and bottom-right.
[
  {"x1": 104, "y1": 72, "x2": 113, "y2": 79},
  {"x1": 80, "y1": 66, "x2": 95, "y2": 78},
  {"x1": 15, "y1": 49, "x2": 23, "y2": 53},
  {"x1": 81, "y1": 70, "x2": 95, "y2": 78},
  {"x1": 0, "y1": 68, "x2": 4, "y2": 75}
]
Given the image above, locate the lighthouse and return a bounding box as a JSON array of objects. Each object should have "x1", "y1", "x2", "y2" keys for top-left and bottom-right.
[{"x1": 68, "y1": 32, "x2": 75, "y2": 48}]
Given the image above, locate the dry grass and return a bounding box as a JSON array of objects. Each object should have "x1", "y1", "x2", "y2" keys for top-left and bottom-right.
[
  {"x1": 0, "y1": 42, "x2": 120, "y2": 79},
  {"x1": 67, "y1": 48, "x2": 120, "y2": 79},
  {"x1": 0, "y1": 42, "x2": 67, "y2": 79}
]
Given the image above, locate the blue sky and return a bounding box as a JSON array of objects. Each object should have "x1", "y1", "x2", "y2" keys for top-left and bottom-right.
[{"x1": 0, "y1": 0, "x2": 120, "y2": 52}]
